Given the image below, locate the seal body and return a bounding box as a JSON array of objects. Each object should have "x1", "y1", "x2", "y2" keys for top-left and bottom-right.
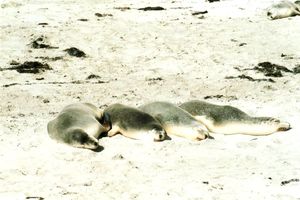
[
  {"x1": 47, "y1": 103, "x2": 111, "y2": 149},
  {"x1": 267, "y1": 1, "x2": 300, "y2": 20},
  {"x1": 179, "y1": 100, "x2": 291, "y2": 135},
  {"x1": 139, "y1": 101, "x2": 209, "y2": 141},
  {"x1": 104, "y1": 103, "x2": 166, "y2": 141}
]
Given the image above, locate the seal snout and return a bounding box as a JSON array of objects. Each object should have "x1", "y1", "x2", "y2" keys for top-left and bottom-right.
[{"x1": 153, "y1": 130, "x2": 166, "y2": 142}]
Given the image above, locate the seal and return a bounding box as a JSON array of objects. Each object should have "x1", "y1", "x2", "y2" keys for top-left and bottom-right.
[
  {"x1": 104, "y1": 103, "x2": 166, "y2": 141},
  {"x1": 139, "y1": 101, "x2": 210, "y2": 141},
  {"x1": 267, "y1": 0, "x2": 300, "y2": 20},
  {"x1": 179, "y1": 100, "x2": 291, "y2": 135},
  {"x1": 47, "y1": 103, "x2": 111, "y2": 150}
]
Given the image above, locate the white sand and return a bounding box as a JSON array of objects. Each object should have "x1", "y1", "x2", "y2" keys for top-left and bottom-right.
[{"x1": 1, "y1": 0, "x2": 300, "y2": 199}]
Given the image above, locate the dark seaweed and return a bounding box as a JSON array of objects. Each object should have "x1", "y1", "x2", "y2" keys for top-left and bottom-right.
[
  {"x1": 1, "y1": 61, "x2": 52, "y2": 74},
  {"x1": 138, "y1": 6, "x2": 166, "y2": 11}
]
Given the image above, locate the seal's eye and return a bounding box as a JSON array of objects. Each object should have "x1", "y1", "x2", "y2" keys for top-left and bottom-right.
[{"x1": 159, "y1": 134, "x2": 163, "y2": 139}]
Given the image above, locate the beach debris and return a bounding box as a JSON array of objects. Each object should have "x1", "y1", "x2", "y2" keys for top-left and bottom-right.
[
  {"x1": 192, "y1": 11, "x2": 208, "y2": 15},
  {"x1": 138, "y1": 6, "x2": 166, "y2": 11},
  {"x1": 253, "y1": 62, "x2": 292, "y2": 77},
  {"x1": 31, "y1": 37, "x2": 58, "y2": 49},
  {"x1": 114, "y1": 6, "x2": 131, "y2": 11},
  {"x1": 239, "y1": 43, "x2": 247, "y2": 46},
  {"x1": 2, "y1": 80, "x2": 108, "y2": 88},
  {"x1": 38, "y1": 23, "x2": 48, "y2": 26},
  {"x1": 25, "y1": 196, "x2": 44, "y2": 200},
  {"x1": 207, "y1": 0, "x2": 220, "y2": 2},
  {"x1": 35, "y1": 56, "x2": 63, "y2": 61},
  {"x1": 0, "y1": 61, "x2": 52, "y2": 74},
  {"x1": 95, "y1": 13, "x2": 113, "y2": 17},
  {"x1": 146, "y1": 77, "x2": 163, "y2": 81},
  {"x1": 64, "y1": 47, "x2": 86, "y2": 57},
  {"x1": 43, "y1": 99, "x2": 50, "y2": 104},
  {"x1": 146, "y1": 77, "x2": 164, "y2": 85},
  {"x1": 112, "y1": 154, "x2": 125, "y2": 160},
  {"x1": 281, "y1": 178, "x2": 299, "y2": 186},
  {"x1": 204, "y1": 95, "x2": 237, "y2": 100},
  {"x1": 225, "y1": 74, "x2": 275, "y2": 83},
  {"x1": 293, "y1": 65, "x2": 300, "y2": 74},
  {"x1": 86, "y1": 74, "x2": 101, "y2": 80}
]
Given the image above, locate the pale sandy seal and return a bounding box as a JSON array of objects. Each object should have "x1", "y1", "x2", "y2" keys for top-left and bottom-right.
[
  {"x1": 104, "y1": 103, "x2": 166, "y2": 141},
  {"x1": 267, "y1": 1, "x2": 300, "y2": 20},
  {"x1": 139, "y1": 101, "x2": 210, "y2": 141},
  {"x1": 47, "y1": 103, "x2": 111, "y2": 150},
  {"x1": 179, "y1": 100, "x2": 291, "y2": 136}
]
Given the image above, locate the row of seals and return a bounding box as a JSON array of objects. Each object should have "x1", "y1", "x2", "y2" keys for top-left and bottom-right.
[{"x1": 47, "y1": 101, "x2": 291, "y2": 150}]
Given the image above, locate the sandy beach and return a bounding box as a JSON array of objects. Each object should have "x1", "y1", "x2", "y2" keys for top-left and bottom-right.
[{"x1": 0, "y1": 0, "x2": 300, "y2": 199}]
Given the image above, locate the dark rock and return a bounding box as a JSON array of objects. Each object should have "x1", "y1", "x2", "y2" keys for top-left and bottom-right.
[{"x1": 64, "y1": 47, "x2": 86, "y2": 57}]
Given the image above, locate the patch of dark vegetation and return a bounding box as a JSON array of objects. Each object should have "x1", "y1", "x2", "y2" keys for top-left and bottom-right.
[
  {"x1": 114, "y1": 7, "x2": 131, "y2": 11},
  {"x1": 112, "y1": 154, "x2": 125, "y2": 160},
  {"x1": 2, "y1": 80, "x2": 108, "y2": 88},
  {"x1": 138, "y1": 6, "x2": 166, "y2": 11},
  {"x1": 78, "y1": 18, "x2": 89, "y2": 21},
  {"x1": 192, "y1": 11, "x2": 208, "y2": 15},
  {"x1": 1, "y1": 61, "x2": 52, "y2": 74},
  {"x1": 202, "y1": 181, "x2": 209, "y2": 184},
  {"x1": 35, "y1": 56, "x2": 63, "y2": 61},
  {"x1": 281, "y1": 178, "x2": 299, "y2": 186},
  {"x1": 204, "y1": 95, "x2": 237, "y2": 100},
  {"x1": 38, "y1": 23, "x2": 48, "y2": 26},
  {"x1": 86, "y1": 74, "x2": 101, "y2": 79},
  {"x1": 146, "y1": 77, "x2": 164, "y2": 85},
  {"x1": 293, "y1": 65, "x2": 300, "y2": 74},
  {"x1": 25, "y1": 196, "x2": 44, "y2": 200},
  {"x1": 239, "y1": 43, "x2": 247, "y2": 46},
  {"x1": 43, "y1": 99, "x2": 50, "y2": 104},
  {"x1": 146, "y1": 77, "x2": 163, "y2": 81},
  {"x1": 64, "y1": 47, "x2": 86, "y2": 57},
  {"x1": 170, "y1": 6, "x2": 193, "y2": 9},
  {"x1": 95, "y1": 13, "x2": 113, "y2": 17},
  {"x1": 225, "y1": 74, "x2": 275, "y2": 83},
  {"x1": 253, "y1": 62, "x2": 292, "y2": 77},
  {"x1": 280, "y1": 53, "x2": 294, "y2": 59},
  {"x1": 31, "y1": 37, "x2": 58, "y2": 49},
  {"x1": 3, "y1": 83, "x2": 18, "y2": 87}
]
